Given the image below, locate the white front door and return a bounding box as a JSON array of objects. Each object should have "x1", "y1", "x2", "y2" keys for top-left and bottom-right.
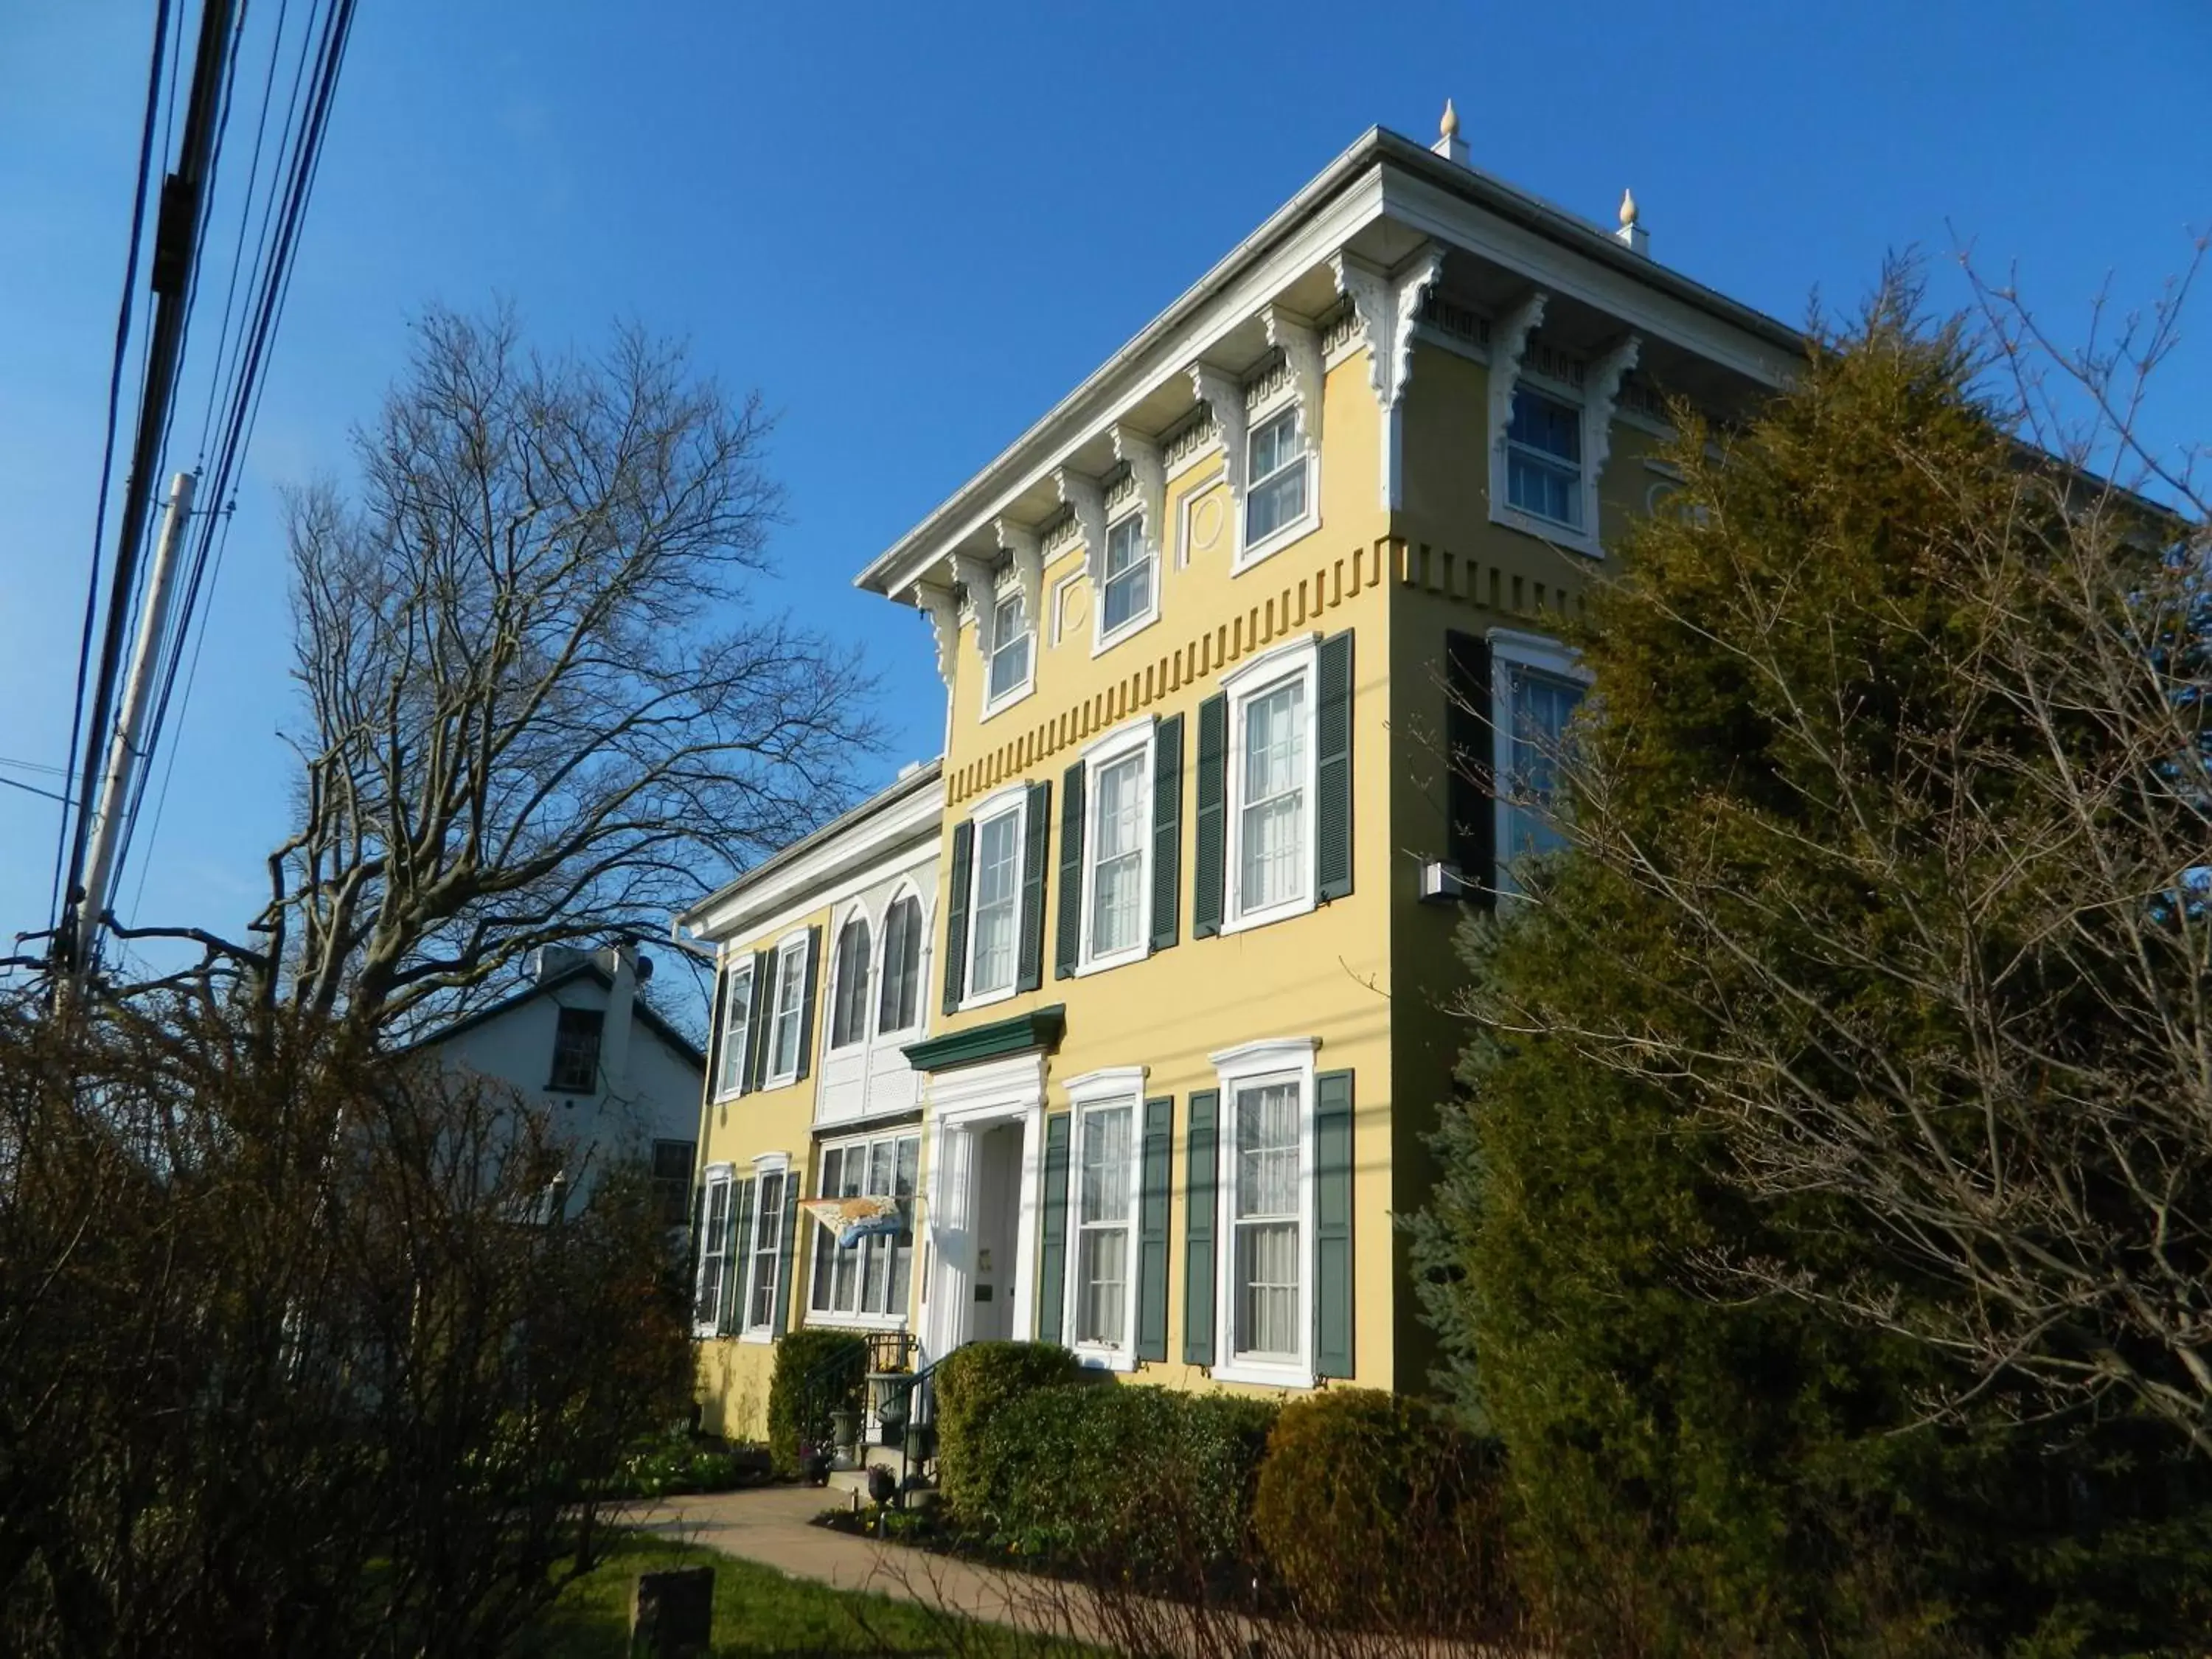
[
  {"x1": 967, "y1": 1121, "x2": 1025, "y2": 1342},
  {"x1": 920, "y1": 1089, "x2": 1043, "y2": 1360}
]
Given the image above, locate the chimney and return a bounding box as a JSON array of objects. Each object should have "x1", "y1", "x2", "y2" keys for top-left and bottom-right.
[
  {"x1": 1615, "y1": 188, "x2": 1649, "y2": 257},
  {"x1": 599, "y1": 943, "x2": 636, "y2": 1096},
  {"x1": 1431, "y1": 98, "x2": 1468, "y2": 167}
]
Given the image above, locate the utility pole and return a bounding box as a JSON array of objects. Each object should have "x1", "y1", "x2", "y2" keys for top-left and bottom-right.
[
  {"x1": 72, "y1": 471, "x2": 196, "y2": 986},
  {"x1": 55, "y1": 0, "x2": 237, "y2": 984}
]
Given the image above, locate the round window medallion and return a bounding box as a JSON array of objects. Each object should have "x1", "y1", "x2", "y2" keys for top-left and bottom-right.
[{"x1": 1189, "y1": 493, "x2": 1225, "y2": 553}]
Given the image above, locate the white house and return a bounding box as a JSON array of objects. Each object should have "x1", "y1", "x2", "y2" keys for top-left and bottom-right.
[{"x1": 414, "y1": 943, "x2": 706, "y2": 1224}]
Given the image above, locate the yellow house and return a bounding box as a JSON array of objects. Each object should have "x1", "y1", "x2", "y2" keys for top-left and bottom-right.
[{"x1": 681, "y1": 106, "x2": 1797, "y2": 1439}]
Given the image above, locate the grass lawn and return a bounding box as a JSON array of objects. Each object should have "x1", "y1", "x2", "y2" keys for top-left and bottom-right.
[{"x1": 515, "y1": 1530, "x2": 1050, "y2": 1658}]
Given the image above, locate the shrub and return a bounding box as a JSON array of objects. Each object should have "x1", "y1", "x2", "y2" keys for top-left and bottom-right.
[
  {"x1": 765, "y1": 1329, "x2": 868, "y2": 1478},
  {"x1": 963, "y1": 1382, "x2": 1278, "y2": 1587},
  {"x1": 611, "y1": 1430, "x2": 773, "y2": 1499},
  {"x1": 1251, "y1": 1388, "x2": 1512, "y2": 1632},
  {"x1": 931, "y1": 1340, "x2": 1080, "y2": 1512}
]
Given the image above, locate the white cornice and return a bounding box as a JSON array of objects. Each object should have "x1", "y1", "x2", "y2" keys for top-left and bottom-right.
[
  {"x1": 1189, "y1": 363, "x2": 1249, "y2": 504},
  {"x1": 1110, "y1": 425, "x2": 1166, "y2": 556},
  {"x1": 914, "y1": 581, "x2": 959, "y2": 692},
  {"x1": 1263, "y1": 305, "x2": 1324, "y2": 446},
  {"x1": 995, "y1": 518, "x2": 1044, "y2": 630},
  {"x1": 680, "y1": 780, "x2": 945, "y2": 946}
]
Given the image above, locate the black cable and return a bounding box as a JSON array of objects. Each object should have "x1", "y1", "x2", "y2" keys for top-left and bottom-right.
[{"x1": 50, "y1": 0, "x2": 173, "y2": 936}]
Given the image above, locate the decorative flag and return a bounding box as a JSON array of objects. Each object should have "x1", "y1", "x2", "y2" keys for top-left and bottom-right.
[{"x1": 800, "y1": 1192, "x2": 905, "y2": 1247}]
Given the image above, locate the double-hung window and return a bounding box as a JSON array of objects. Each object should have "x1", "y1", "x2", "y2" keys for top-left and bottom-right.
[
  {"x1": 547, "y1": 1006, "x2": 603, "y2": 1093},
  {"x1": 1505, "y1": 388, "x2": 1584, "y2": 528},
  {"x1": 1098, "y1": 513, "x2": 1153, "y2": 641},
  {"x1": 1490, "y1": 631, "x2": 1590, "y2": 896},
  {"x1": 967, "y1": 801, "x2": 1024, "y2": 999},
  {"x1": 1222, "y1": 636, "x2": 1318, "y2": 931},
  {"x1": 827, "y1": 915, "x2": 872, "y2": 1051},
  {"x1": 692, "y1": 1168, "x2": 734, "y2": 1335},
  {"x1": 987, "y1": 587, "x2": 1032, "y2": 709},
  {"x1": 765, "y1": 935, "x2": 808, "y2": 1083},
  {"x1": 1211, "y1": 1038, "x2": 1318, "y2": 1388},
  {"x1": 876, "y1": 893, "x2": 924, "y2": 1036},
  {"x1": 1083, "y1": 732, "x2": 1150, "y2": 967},
  {"x1": 715, "y1": 963, "x2": 752, "y2": 1096},
  {"x1": 650, "y1": 1139, "x2": 695, "y2": 1228},
  {"x1": 1071, "y1": 1096, "x2": 1138, "y2": 1361},
  {"x1": 807, "y1": 1131, "x2": 921, "y2": 1323},
  {"x1": 745, "y1": 1166, "x2": 787, "y2": 1332},
  {"x1": 1244, "y1": 405, "x2": 1310, "y2": 550}
]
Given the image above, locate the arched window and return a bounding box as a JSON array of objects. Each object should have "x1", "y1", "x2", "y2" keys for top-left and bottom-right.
[
  {"x1": 828, "y1": 916, "x2": 872, "y2": 1049},
  {"x1": 877, "y1": 894, "x2": 923, "y2": 1035}
]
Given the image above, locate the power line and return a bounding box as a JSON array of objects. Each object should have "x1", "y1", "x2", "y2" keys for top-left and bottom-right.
[{"x1": 50, "y1": 0, "x2": 173, "y2": 937}]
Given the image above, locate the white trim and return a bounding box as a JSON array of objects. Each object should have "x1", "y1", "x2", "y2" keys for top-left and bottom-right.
[
  {"x1": 737, "y1": 1153, "x2": 793, "y2": 1341},
  {"x1": 1062, "y1": 1085, "x2": 1145, "y2": 1371},
  {"x1": 1209, "y1": 1037, "x2": 1320, "y2": 1391},
  {"x1": 1234, "y1": 397, "x2": 1321, "y2": 574},
  {"x1": 870, "y1": 880, "x2": 932, "y2": 1046},
  {"x1": 1220, "y1": 633, "x2": 1322, "y2": 936},
  {"x1": 679, "y1": 778, "x2": 942, "y2": 945},
  {"x1": 1488, "y1": 629, "x2": 1590, "y2": 900},
  {"x1": 961, "y1": 787, "x2": 1030, "y2": 1009},
  {"x1": 821, "y1": 901, "x2": 875, "y2": 1059},
  {"x1": 1092, "y1": 501, "x2": 1161, "y2": 655},
  {"x1": 1175, "y1": 465, "x2": 1227, "y2": 568},
  {"x1": 692, "y1": 1163, "x2": 738, "y2": 1340},
  {"x1": 759, "y1": 930, "x2": 813, "y2": 1089},
  {"x1": 922, "y1": 1057, "x2": 1048, "y2": 1357},
  {"x1": 1075, "y1": 717, "x2": 1158, "y2": 976},
  {"x1": 1049, "y1": 567, "x2": 1083, "y2": 647},
  {"x1": 712, "y1": 957, "x2": 755, "y2": 1102},
  {"x1": 804, "y1": 1127, "x2": 922, "y2": 1328},
  {"x1": 980, "y1": 580, "x2": 1037, "y2": 723}
]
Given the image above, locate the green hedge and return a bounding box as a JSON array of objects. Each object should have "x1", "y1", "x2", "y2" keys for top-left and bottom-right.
[
  {"x1": 765, "y1": 1329, "x2": 867, "y2": 1478},
  {"x1": 1251, "y1": 1388, "x2": 1511, "y2": 1630},
  {"x1": 961, "y1": 1381, "x2": 1277, "y2": 1585},
  {"x1": 931, "y1": 1340, "x2": 1080, "y2": 1513}
]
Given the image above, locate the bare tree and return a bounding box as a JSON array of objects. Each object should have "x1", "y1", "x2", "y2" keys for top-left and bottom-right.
[
  {"x1": 1462, "y1": 265, "x2": 2212, "y2": 1458},
  {"x1": 133, "y1": 305, "x2": 875, "y2": 1037}
]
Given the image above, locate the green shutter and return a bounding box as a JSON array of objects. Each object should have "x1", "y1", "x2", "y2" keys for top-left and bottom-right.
[
  {"x1": 1314, "y1": 1069, "x2": 1354, "y2": 1378},
  {"x1": 773, "y1": 1163, "x2": 802, "y2": 1336},
  {"x1": 1037, "y1": 1112, "x2": 1071, "y2": 1344},
  {"x1": 688, "y1": 1181, "x2": 709, "y2": 1329},
  {"x1": 1055, "y1": 761, "x2": 1086, "y2": 979},
  {"x1": 1315, "y1": 630, "x2": 1354, "y2": 902},
  {"x1": 742, "y1": 949, "x2": 771, "y2": 1091},
  {"x1": 942, "y1": 820, "x2": 973, "y2": 1015},
  {"x1": 793, "y1": 927, "x2": 822, "y2": 1082},
  {"x1": 1150, "y1": 714, "x2": 1183, "y2": 953},
  {"x1": 1183, "y1": 1089, "x2": 1218, "y2": 1366},
  {"x1": 1137, "y1": 1096, "x2": 1172, "y2": 1362},
  {"x1": 1016, "y1": 779, "x2": 1052, "y2": 992},
  {"x1": 720, "y1": 1177, "x2": 753, "y2": 1337},
  {"x1": 1192, "y1": 694, "x2": 1228, "y2": 938},
  {"x1": 704, "y1": 966, "x2": 730, "y2": 1097},
  {"x1": 1445, "y1": 630, "x2": 1495, "y2": 905}
]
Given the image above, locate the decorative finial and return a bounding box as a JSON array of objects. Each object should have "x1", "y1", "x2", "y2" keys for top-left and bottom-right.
[
  {"x1": 1431, "y1": 97, "x2": 1469, "y2": 165},
  {"x1": 1618, "y1": 187, "x2": 1638, "y2": 230},
  {"x1": 1614, "y1": 188, "x2": 1649, "y2": 256}
]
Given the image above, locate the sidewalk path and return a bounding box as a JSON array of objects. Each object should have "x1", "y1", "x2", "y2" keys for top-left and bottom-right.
[{"x1": 627, "y1": 1486, "x2": 1103, "y2": 1646}]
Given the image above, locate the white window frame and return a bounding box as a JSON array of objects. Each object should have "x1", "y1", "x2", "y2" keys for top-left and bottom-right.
[
  {"x1": 739, "y1": 1152, "x2": 792, "y2": 1341},
  {"x1": 714, "y1": 960, "x2": 754, "y2": 1101},
  {"x1": 1209, "y1": 1038, "x2": 1318, "y2": 1390},
  {"x1": 1220, "y1": 633, "x2": 1321, "y2": 936},
  {"x1": 823, "y1": 904, "x2": 874, "y2": 1057},
  {"x1": 1093, "y1": 507, "x2": 1158, "y2": 653},
  {"x1": 1060, "y1": 1066, "x2": 1147, "y2": 1371},
  {"x1": 762, "y1": 931, "x2": 810, "y2": 1088},
  {"x1": 1075, "y1": 717, "x2": 1156, "y2": 975},
  {"x1": 691, "y1": 1161, "x2": 737, "y2": 1339},
  {"x1": 981, "y1": 578, "x2": 1034, "y2": 720},
  {"x1": 1235, "y1": 389, "x2": 1319, "y2": 574},
  {"x1": 806, "y1": 1129, "x2": 923, "y2": 1331},
  {"x1": 1489, "y1": 369, "x2": 1604, "y2": 557},
  {"x1": 874, "y1": 883, "x2": 931, "y2": 1043},
  {"x1": 1489, "y1": 629, "x2": 1593, "y2": 900},
  {"x1": 961, "y1": 785, "x2": 1029, "y2": 1011}
]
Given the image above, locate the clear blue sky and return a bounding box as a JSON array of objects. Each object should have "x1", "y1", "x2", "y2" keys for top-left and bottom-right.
[{"x1": 2, "y1": 0, "x2": 2205, "y2": 985}]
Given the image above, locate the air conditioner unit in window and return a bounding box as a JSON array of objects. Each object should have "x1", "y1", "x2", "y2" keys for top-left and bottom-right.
[{"x1": 1418, "y1": 860, "x2": 1474, "y2": 903}]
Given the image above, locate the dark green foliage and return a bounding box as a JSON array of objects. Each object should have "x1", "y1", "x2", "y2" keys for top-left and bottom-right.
[
  {"x1": 959, "y1": 1382, "x2": 1276, "y2": 1586},
  {"x1": 1413, "y1": 285, "x2": 2212, "y2": 1656},
  {"x1": 931, "y1": 1340, "x2": 1080, "y2": 1513},
  {"x1": 609, "y1": 1431, "x2": 772, "y2": 1499},
  {"x1": 1251, "y1": 1388, "x2": 1514, "y2": 1632},
  {"x1": 765, "y1": 1329, "x2": 868, "y2": 1478}
]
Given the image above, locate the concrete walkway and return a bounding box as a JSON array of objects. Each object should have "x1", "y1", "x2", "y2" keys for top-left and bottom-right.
[{"x1": 627, "y1": 1485, "x2": 1105, "y2": 1645}]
